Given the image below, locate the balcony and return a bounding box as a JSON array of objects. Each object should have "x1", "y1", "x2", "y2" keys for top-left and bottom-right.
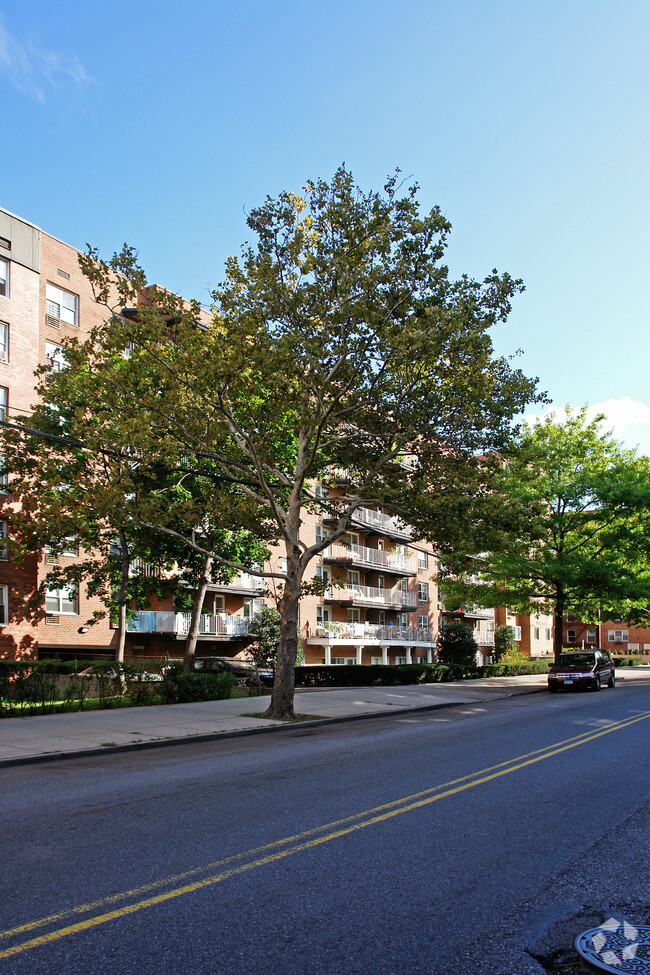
[
  {"x1": 208, "y1": 572, "x2": 266, "y2": 597},
  {"x1": 126, "y1": 611, "x2": 253, "y2": 638},
  {"x1": 309, "y1": 621, "x2": 434, "y2": 644},
  {"x1": 461, "y1": 603, "x2": 494, "y2": 620},
  {"x1": 323, "y1": 542, "x2": 417, "y2": 576},
  {"x1": 351, "y1": 507, "x2": 413, "y2": 541},
  {"x1": 324, "y1": 583, "x2": 417, "y2": 610},
  {"x1": 473, "y1": 629, "x2": 495, "y2": 646}
]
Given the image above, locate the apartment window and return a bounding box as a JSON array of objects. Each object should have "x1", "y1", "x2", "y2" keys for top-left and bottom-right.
[
  {"x1": 586, "y1": 629, "x2": 596, "y2": 644},
  {"x1": 45, "y1": 341, "x2": 67, "y2": 371},
  {"x1": 418, "y1": 582, "x2": 429, "y2": 603},
  {"x1": 0, "y1": 322, "x2": 8, "y2": 362},
  {"x1": 418, "y1": 614, "x2": 428, "y2": 628},
  {"x1": 566, "y1": 629, "x2": 576, "y2": 643},
  {"x1": 608, "y1": 629, "x2": 629, "y2": 642},
  {"x1": 0, "y1": 584, "x2": 7, "y2": 625},
  {"x1": 0, "y1": 386, "x2": 7, "y2": 422},
  {"x1": 0, "y1": 453, "x2": 7, "y2": 491},
  {"x1": 0, "y1": 519, "x2": 7, "y2": 560},
  {"x1": 400, "y1": 578, "x2": 408, "y2": 593},
  {"x1": 63, "y1": 536, "x2": 79, "y2": 557},
  {"x1": 314, "y1": 482, "x2": 329, "y2": 499},
  {"x1": 243, "y1": 597, "x2": 264, "y2": 619},
  {"x1": 331, "y1": 657, "x2": 356, "y2": 665},
  {"x1": 377, "y1": 575, "x2": 385, "y2": 590},
  {"x1": 0, "y1": 258, "x2": 8, "y2": 297},
  {"x1": 400, "y1": 613, "x2": 409, "y2": 626},
  {"x1": 46, "y1": 282, "x2": 78, "y2": 327},
  {"x1": 417, "y1": 551, "x2": 428, "y2": 569},
  {"x1": 378, "y1": 610, "x2": 386, "y2": 625},
  {"x1": 533, "y1": 626, "x2": 540, "y2": 641},
  {"x1": 315, "y1": 523, "x2": 324, "y2": 544},
  {"x1": 371, "y1": 656, "x2": 383, "y2": 665},
  {"x1": 395, "y1": 656, "x2": 407, "y2": 665},
  {"x1": 545, "y1": 627, "x2": 551, "y2": 641},
  {"x1": 45, "y1": 583, "x2": 78, "y2": 615},
  {"x1": 347, "y1": 608, "x2": 361, "y2": 623},
  {"x1": 513, "y1": 626, "x2": 522, "y2": 641}
]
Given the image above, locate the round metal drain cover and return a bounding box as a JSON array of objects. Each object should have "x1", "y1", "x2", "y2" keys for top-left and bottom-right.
[{"x1": 575, "y1": 919, "x2": 650, "y2": 973}]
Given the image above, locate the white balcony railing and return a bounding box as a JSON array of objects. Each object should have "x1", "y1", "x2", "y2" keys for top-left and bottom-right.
[
  {"x1": 210, "y1": 571, "x2": 266, "y2": 594},
  {"x1": 126, "y1": 611, "x2": 253, "y2": 637},
  {"x1": 323, "y1": 542, "x2": 417, "y2": 575},
  {"x1": 461, "y1": 602, "x2": 494, "y2": 620},
  {"x1": 312, "y1": 621, "x2": 434, "y2": 643},
  {"x1": 352, "y1": 507, "x2": 413, "y2": 540},
  {"x1": 325, "y1": 583, "x2": 418, "y2": 610},
  {"x1": 474, "y1": 629, "x2": 495, "y2": 646}
]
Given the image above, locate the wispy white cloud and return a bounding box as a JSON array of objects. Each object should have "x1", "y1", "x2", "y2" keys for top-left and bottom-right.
[
  {"x1": 524, "y1": 398, "x2": 650, "y2": 457},
  {"x1": 0, "y1": 16, "x2": 93, "y2": 103}
]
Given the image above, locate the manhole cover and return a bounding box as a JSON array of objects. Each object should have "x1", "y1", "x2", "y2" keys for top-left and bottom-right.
[{"x1": 575, "y1": 918, "x2": 650, "y2": 973}]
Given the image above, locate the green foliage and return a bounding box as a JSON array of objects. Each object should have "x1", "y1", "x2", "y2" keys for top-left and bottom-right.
[
  {"x1": 436, "y1": 621, "x2": 479, "y2": 668},
  {"x1": 494, "y1": 624, "x2": 516, "y2": 662},
  {"x1": 295, "y1": 662, "x2": 480, "y2": 687},
  {"x1": 247, "y1": 607, "x2": 282, "y2": 668},
  {"x1": 160, "y1": 664, "x2": 235, "y2": 703},
  {"x1": 480, "y1": 660, "x2": 551, "y2": 676},
  {"x1": 247, "y1": 606, "x2": 304, "y2": 668},
  {"x1": 441, "y1": 408, "x2": 650, "y2": 656}
]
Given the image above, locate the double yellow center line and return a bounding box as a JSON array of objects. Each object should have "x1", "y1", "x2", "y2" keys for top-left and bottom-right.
[{"x1": 2, "y1": 709, "x2": 649, "y2": 961}]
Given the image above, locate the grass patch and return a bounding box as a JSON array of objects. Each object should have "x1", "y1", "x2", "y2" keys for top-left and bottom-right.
[
  {"x1": 100, "y1": 741, "x2": 116, "y2": 747},
  {"x1": 242, "y1": 712, "x2": 326, "y2": 722}
]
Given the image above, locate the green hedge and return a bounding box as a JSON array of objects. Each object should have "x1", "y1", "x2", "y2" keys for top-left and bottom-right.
[
  {"x1": 479, "y1": 660, "x2": 552, "y2": 677},
  {"x1": 295, "y1": 663, "x2": 480, "y2": 687},
  {"x1": 612, "y1": 655, "x2": 644, "y2": 667},
  {"x1": 295, "y1": 659, "x2": 551, "y2": 688},
  {"x1": 0, "y1": 658, "x2": 234, "y2": 716}
]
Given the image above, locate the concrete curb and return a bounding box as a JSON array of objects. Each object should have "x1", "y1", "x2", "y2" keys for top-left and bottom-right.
[{"x1": 0, "y1": 685, "x2": 547, "y2": 770}]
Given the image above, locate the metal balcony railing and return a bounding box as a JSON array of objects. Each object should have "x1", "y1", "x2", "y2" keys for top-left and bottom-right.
[
  {"x1": 473, "y1": 630, "x2": 495, "y2": 646},
  {"x1": 312, "y1": 621, "x2": 434, "y2": 643},
  {"x1": 324, "y1": 583, "x2": 418, "y2": 610},
  {"x1": 323, "y1": 542, "x2": 417, "y2": 575},
  {"x1": 126, "y1": 611, "x2": 253, "y2": 637},
  {"x1": 351, "y1": 507, "x2": 413, "y2": 540}
]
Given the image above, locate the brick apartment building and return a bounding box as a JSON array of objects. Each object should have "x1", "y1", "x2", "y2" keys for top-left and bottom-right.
[{"x1": 563, "y1": 616, "x2": 650, "y2": 658}]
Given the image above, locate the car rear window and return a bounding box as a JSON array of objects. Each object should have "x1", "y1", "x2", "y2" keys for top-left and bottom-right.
[{"x1": 558, "y1": 653, "x2": 596, "y2": 666}]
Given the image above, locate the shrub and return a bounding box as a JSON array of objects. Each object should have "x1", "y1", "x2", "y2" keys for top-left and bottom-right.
[
  {"x1": 437, "y1": 622, "x2": 479, "y2": 668},
  {"x1": 160, "y1": 665, "x2": 235, "y2": 703}
]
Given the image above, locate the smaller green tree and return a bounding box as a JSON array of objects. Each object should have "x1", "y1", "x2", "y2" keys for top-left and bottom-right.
[
  {"x1": 493, "y1": 624, "x2": 516, "y2": 662},
  {"x1": 437, "y1": 622, "x2": 478, "y2": 668},
  {"x1": 247, "y1": 607, "x2": 304, "y2": 669}
]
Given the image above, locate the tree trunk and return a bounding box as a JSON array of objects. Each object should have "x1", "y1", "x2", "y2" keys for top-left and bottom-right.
[
  {"x1": 184, "y1": 554, "x2": 213, "y2": 667},
  {"x1": 265, "y1": 568, "x2": 301, "y2": 720},
  {"x1": 553, "y1": 584, "x2": 565, "y2": 664},
  {"x1": 115, "y1": 528, "x2": 130, "y2": 664}
]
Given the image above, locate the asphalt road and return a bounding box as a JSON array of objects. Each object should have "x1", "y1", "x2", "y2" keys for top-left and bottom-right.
[{"x1": 1, "y1": 680, "x2": 649, "y2": 975}]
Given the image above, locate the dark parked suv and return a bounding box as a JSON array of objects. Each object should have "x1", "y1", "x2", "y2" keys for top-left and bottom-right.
[
  {"x1": 191, "y1": 656, "x2": 274, "y2": 687},
  {"x1": 548, "y1": 650, "x2": 616, "y2": 692}
]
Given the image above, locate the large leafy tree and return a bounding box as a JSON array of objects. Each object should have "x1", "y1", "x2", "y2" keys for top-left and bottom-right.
[
  {"x1": 2, "y1": 361, "x2": 263, "y2": 663},
  {"x1": 440, "y1": 409, "x2": 650, "y2": 660},
  {"x1": 56, "y1": 167, "x2": 538, "y2": 717}
]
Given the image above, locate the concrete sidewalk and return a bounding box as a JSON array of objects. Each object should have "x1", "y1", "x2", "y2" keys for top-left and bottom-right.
[{"x1": 1, "y1": 670, "x2": 648, "y2": 768}]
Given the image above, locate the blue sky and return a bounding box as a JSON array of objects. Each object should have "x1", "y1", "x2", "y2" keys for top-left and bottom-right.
[{"x1": 3, "y1": 0, "x2": 649, "y2": 451}]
